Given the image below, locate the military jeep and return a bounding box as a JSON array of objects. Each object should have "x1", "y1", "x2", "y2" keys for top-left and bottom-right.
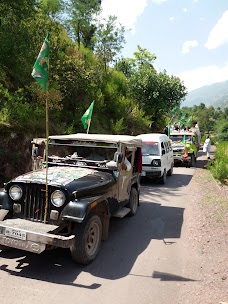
[
  {"x1": 0, "y1": 133, "x2": 142, "y2": 264},
  {"x1": 170, "y1": 131, "x2": 199, "y2": 167}
]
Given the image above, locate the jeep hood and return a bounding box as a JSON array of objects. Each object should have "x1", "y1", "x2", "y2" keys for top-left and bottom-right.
[
  {"x1": 12, "y1": 166, "x2": 115, "y2": 190},
  {"x1": 172, "y1": 143, "x2": 185, "y2": 149}
]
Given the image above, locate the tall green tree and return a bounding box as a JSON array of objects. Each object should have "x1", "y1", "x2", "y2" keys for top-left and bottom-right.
[
  {"x1": 120, "y1": 46, "x2": 187, "y2": 129},
  {"x1": 94, "y1": 15, "x2": 126, "y2": 72},
  {"x1": 66, "y1": 0, "x2": 101, "y2": 49}
]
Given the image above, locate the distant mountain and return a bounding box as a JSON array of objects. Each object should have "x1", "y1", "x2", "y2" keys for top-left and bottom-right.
[{"x1": 181, "y1": 80, "x2": 228, "y2": 108}]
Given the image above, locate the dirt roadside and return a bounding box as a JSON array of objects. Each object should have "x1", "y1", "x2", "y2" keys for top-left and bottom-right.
[{"x1": 179, "y1": 149, "x2": 228, "y2": 304}]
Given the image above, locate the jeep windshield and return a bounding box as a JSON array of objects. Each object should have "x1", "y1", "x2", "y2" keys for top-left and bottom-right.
[
  {"x1": 142, "y1": 142, "x2": 159, "y2": 156},
  {"x1": 48, "y1": 143, "x2": 117, "y2": 165},
  {"x1": 170, "y1": 135, "x2": 193, "y2": 143}
]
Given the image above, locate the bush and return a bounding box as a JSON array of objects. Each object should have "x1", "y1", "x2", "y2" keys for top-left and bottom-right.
[{"x1": 209, "y1": 141, "x2": 228, "y2": 183}]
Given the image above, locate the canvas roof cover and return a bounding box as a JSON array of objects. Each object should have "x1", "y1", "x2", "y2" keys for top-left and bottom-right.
[{"x1": 49, "y1": 133, "x2": 142, "y2": 147}]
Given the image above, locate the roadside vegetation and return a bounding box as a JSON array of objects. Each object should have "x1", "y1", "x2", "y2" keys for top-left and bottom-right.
[
  {"x1": 208, "y1": 141, "x2": 228, "y2": 184},
  {"x1": 0, "y1": 0, "x2": 186, "y2": 137}
]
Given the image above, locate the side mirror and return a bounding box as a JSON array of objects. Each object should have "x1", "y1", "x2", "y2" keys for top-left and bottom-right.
[
  {"x1": 114, "y1": 152, "x2": 123, "y2": 163},
  {"x1": 106, "y1": 160, "x2": 118, "y2": 170}
]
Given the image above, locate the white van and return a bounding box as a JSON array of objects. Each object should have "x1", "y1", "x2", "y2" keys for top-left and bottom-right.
[{"x1": 136, "y1": 133, "x2": 174, "y2": 184}]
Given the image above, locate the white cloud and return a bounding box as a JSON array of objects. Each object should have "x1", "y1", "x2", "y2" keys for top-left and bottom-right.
[
  {"x1": 169, "y1": 16, "x2": 175, "y2": 22},
  {"x1": 151, "y1": 0, "x2": 168, "y2": 3},
  {"x1": 177, "y1": 63, "x2": 228, "y2": 91},
  {"x1": 181, "y1": 40, "x2": 199, "y2": 54},
  {"x1": 101, "y1": 0, "x2": 149, "y2": 32},
  {"x1": 205, "y1": 10, "x2": 228, "y2": 49},
  {"x1": 101, "y1": 0, "x2": 168, "y2": 32},
  {"x1": 182, "y1": 8, "x2": 188, "y2": 13}
]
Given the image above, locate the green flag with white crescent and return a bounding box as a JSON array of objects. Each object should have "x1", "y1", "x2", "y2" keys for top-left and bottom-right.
[
  {"x1": 81, "y1": 101, "x2": 94, "y2": 129},
  {"x1": 31, "y1": 33, "x2": 50, "y2": 91}
]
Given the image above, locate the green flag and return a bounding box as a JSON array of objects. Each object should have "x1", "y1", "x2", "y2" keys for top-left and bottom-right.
[
  {"x1": 81, "y1": 101, "x2": 94, "y2": 129},
  {"x1": 31, "y1": 33, "x2": 50, "y2": 91},
  {"x1": 186, "y1": 116, "x2": 193, "y2": 126},
  {"x1": 181, "y1": 133, "x2": 186, "y2": 144}
]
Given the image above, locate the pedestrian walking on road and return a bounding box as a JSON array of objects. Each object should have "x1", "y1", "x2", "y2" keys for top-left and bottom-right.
[{"x1": 203, "y1": 135, "x2": 211, "y2": 159}]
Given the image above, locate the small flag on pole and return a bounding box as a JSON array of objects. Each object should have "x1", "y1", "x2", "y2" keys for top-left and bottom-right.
[
  {"x1": 81, "y1": 101, "x2": 94, "y2": 131},
  {"x1": 186, "y1": 116, "x2": 193, "y2": 126},
  {"x1": 31, "y1": 33, "x2": 50, "y2": 91}
]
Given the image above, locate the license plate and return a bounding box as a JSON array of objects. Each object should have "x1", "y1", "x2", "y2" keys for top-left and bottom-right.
[
  {"x1": 4, "y1": 228, "x2": 27, "y2": 240},
  {"x1": 141, "y1": 171, "x2": 146, "y2": 177}
]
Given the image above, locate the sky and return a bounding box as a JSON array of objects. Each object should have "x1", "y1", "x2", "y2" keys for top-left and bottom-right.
[{"x1": 101, "y1": 0, "x2": 228, "y2": 92}]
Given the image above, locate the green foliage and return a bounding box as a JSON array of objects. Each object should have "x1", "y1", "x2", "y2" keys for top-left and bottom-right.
[
  {"x1": 39, "y1": 0, "x2": 64, "y2": 19},
  {"x1": 216, "y1": 119, "x2": 228, "y2": 142},
  {"x1": 0, "y1": 108, "x2": 10, "y2": 125},
  {"x1": 209, "y1": 141, "x2": 228, "y2": 184},
  {"x1": 0, "y1": 0, "x2": 187, "y2": 137},
  {"x1": 180, "y1": 104, "x2": 228, "y2": 135},
  {"x1": 111, "y1": 117, "x2": 126, "y2": 134},
  {"x1": 94, "y1": 15, "x2": 126, "y2": 71},
  {"x1": 124, "y1": 46, "x2": 187, "y2": 129},
  {"x1": 66, "y1": 0, "x2": 101, "y2": 49}
]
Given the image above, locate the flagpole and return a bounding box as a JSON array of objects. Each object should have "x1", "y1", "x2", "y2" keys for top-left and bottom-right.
[
  {"x1": 43, "y1": 51, "x2": 49, "y2": 224},
  {"x1": 87, "y1": 119, "x2": 91, "y2": 134},
  {"x1": 44, "y1": 87, "x2": 49, "y2": 224},
  {"x1": 31, "y1": 33, "x2": 50, "y2": 224}
]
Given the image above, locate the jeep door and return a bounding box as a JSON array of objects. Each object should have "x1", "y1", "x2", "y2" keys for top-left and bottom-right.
[{"x1": 117, "y1": 148, "x2": 134, "y2": 203}]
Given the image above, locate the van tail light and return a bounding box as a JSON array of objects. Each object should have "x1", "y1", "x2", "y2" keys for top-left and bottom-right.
[{"x1": 151, "y1": 159, "x2": 161, "y2": 167}]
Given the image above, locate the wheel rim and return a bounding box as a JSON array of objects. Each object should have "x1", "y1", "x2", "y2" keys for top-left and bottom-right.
[{"x1": 85, "y1": 220, "x2": 101, "y2": 257}]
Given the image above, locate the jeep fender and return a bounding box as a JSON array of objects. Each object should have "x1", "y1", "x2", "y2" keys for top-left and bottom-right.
[{"x1": 60, "y1": 195, "x2": 109, "y2": 223}]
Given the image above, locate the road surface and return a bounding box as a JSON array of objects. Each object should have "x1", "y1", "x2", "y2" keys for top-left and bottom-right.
[{"x1": 0, "y1": 165, "x2": 198, "y2": 304}]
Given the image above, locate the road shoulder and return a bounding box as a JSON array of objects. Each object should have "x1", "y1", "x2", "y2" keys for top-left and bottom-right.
[{"x1": 178, "y1": 164, "x2": 228, "y2": 303}]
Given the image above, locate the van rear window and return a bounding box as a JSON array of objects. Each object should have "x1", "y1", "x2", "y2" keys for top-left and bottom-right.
[{"x1": 142, "y1": 142, "x2": 159, "y2": 156}]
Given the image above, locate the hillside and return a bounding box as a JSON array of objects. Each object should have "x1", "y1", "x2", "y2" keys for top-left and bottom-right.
[{"x1": 182, "y1": 80, "x2": 228, "y2": 108}]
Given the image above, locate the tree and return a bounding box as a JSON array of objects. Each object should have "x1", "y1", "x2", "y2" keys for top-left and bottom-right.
[
  {"x1": 94, "y1": 15, "x2": 126, "y2": 71},
  {"x1": 66, "y1": 0, "x2": 101, "y2": 49},
  {"x1": 39, "y1": 0, "x2": 64, "y2": 20},
  {"x1": 122, "y1": 46, "x2": 187, "y2": 129}
]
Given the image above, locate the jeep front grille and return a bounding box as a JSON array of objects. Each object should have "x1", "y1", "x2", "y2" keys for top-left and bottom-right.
[{"x1": 22, "y1": 184, "x2": 51, "y2": 222}]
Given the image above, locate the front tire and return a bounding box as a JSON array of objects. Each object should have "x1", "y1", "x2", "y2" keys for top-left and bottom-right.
[
  {"x1": 190, "y1": 154, "x2": 196, "y2": 167},
  {"x1": 70, "y1": 214, "x2": 102, "y2": 265},
  {"x1": 127, "y1": 187, "x2": 139, "y2": 216},
  {"x1": 0, "y1": 245, "x2": 12, "y2": 251}
]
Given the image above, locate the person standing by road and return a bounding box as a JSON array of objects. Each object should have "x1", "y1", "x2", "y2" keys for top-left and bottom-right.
[{"x1": 203, "y1": 135, "x2": 211, "y2": 159}]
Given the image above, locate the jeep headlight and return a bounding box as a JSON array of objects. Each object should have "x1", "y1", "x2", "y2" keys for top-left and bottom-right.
[
  {"x1": 51, "y1": 190, "x2": 66, "y2": 207},
  {"x1": 9, "y1": 185, "x2": 23, "y2": 200}
]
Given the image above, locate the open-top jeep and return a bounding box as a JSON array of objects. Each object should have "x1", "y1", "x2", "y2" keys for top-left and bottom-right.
[
  {"x1": 170, "y1": 131, "x2": 199, "y2": 167},
  {"x1": 0, "y1": 133, "x2": 142, "y2": 264}
]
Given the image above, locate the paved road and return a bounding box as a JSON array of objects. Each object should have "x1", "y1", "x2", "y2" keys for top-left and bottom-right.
[{"x1": 0, "y1": 164, "x2": 199, "y2": 304}]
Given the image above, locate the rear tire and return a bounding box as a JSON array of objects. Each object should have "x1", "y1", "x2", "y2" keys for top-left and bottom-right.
[
  {"x1": 159, "y1": 170, "x2": 167, "y2": 184},
  {"x1": 70, "y1": 214, "x2": 102, "y2": 265},
  {"x1": 167, "y1": 164, "x2": 173, "y2": 176},
  {"x1": 127, "y1": 187, "x2": 139, "y2": 216}
]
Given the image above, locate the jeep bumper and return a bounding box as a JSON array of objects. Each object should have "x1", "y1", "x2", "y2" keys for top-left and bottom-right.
[
  {"x1": 173, "y1": 155, "x2": 191, "y2": 163},
  {"x1": 0, "y1": 218, "x2": 75, "y2": 254}
]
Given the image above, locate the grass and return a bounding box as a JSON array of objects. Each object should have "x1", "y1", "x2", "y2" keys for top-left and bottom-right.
[
  {"x1": 199, "y1": 169, "x2": 228, "y2": 222},
  {"x1": 208, "y1": 141, "x2": 228, "y2": 184}
]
